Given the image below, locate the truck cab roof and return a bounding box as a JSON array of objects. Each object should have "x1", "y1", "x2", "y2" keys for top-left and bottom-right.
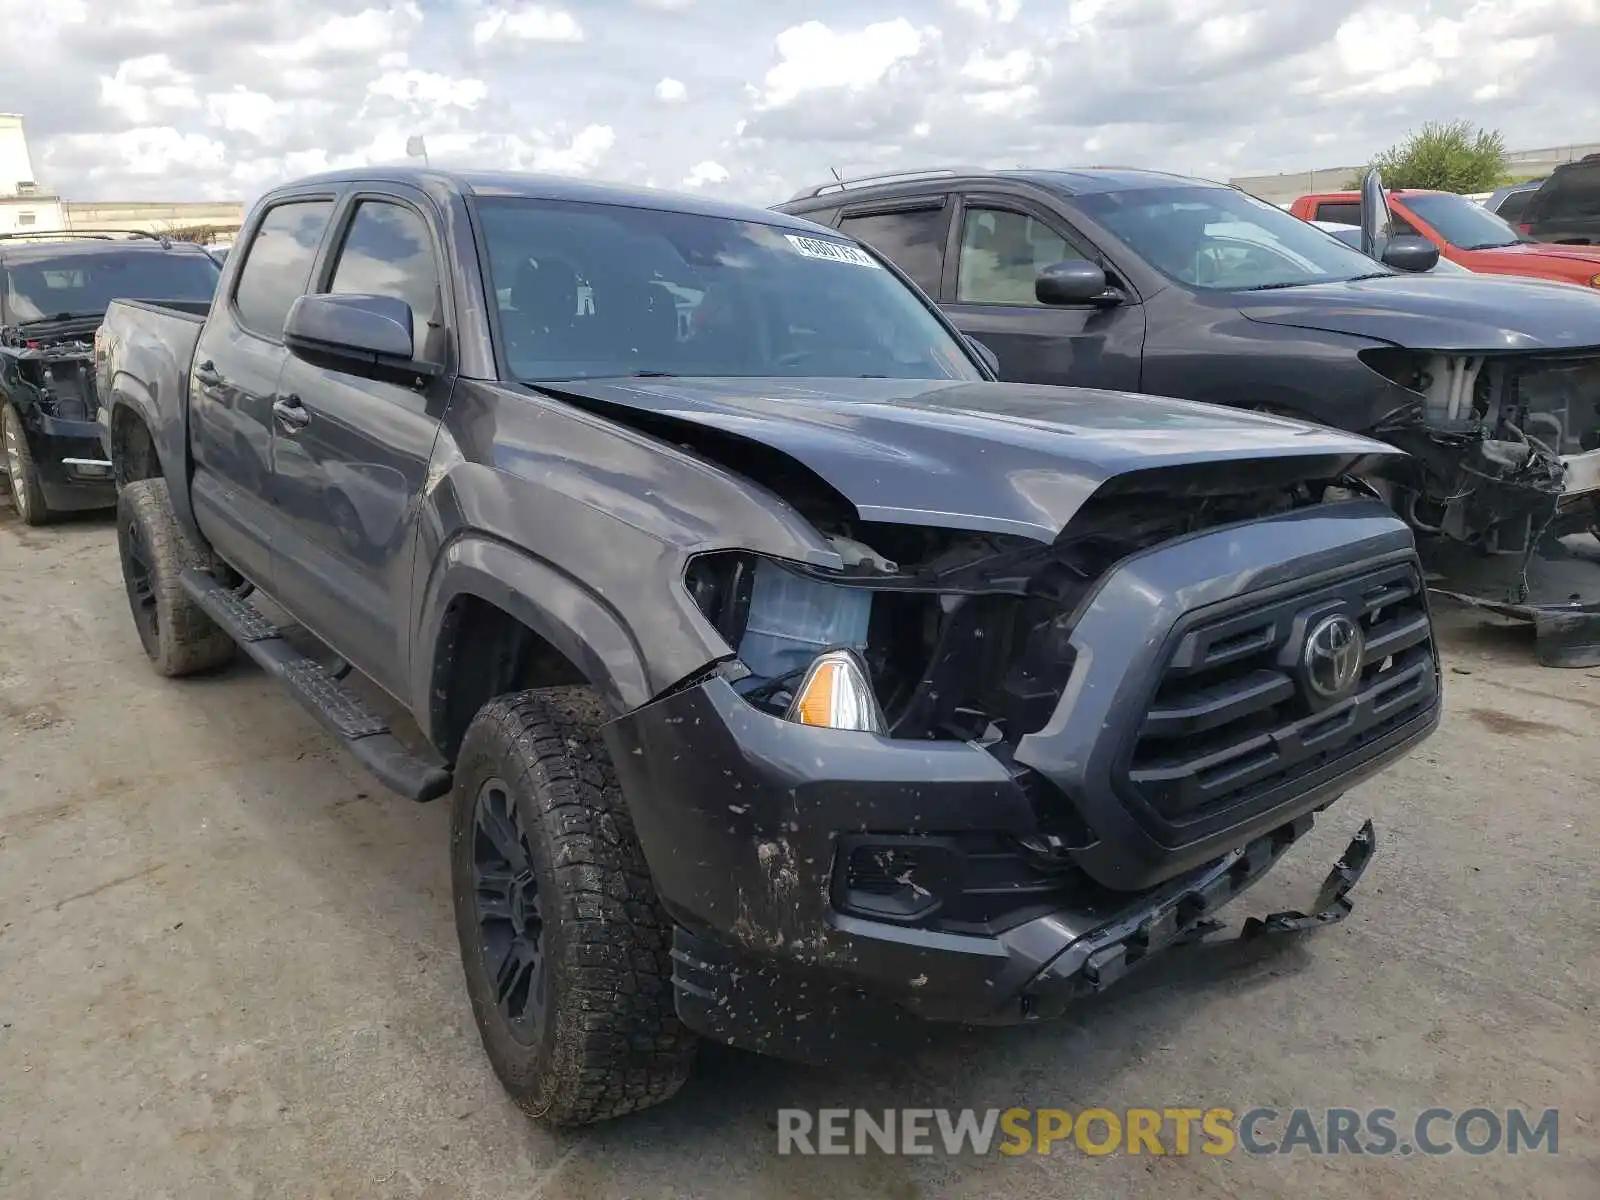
[{"x1": 269, "y1": 166, "x2": 837, "y2": 233}]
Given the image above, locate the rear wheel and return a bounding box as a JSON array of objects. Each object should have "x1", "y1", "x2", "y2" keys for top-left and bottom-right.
[
  {"x1": 449, "y1": 686, "x2": 696, "y2": 1126},
  {"x1": 2, "y1": 404, "x2": 50, "y2": 526},
  {"x1": 116, "y1": 479, "x2": 235, "y2": 676}
]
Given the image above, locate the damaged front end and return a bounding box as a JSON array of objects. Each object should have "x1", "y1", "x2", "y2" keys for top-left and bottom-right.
[
  {"x1": 0, "y1": 320, "x2": 113, "y2": 493},
  {"x1": 1364, "y1": 348, "x2": 1600, "y2": 666},
  {"x1": 603, "y1": 463, "x2": 1440, "y2": 1058}
]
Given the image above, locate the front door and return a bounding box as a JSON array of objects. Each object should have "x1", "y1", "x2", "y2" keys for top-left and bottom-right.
[
  {"x1": 269, "y1": 190, "x2": 454, "y2": 699},
  {"x1": 940, "y1": 196, "x2": 1146, "y2": 392}
]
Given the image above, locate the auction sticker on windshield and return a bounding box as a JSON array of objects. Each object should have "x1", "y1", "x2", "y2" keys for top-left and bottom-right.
[{"x1": 786, "y1": 234, "x2": 882, "y2": 267}]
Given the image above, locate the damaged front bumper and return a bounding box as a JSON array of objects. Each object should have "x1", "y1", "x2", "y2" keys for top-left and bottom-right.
[
  {"x1": 603, "y1": 666, "x2": 1410, "y2": 1064},
  {"x1": 665, "y1": 812, "x2": 1378, "y2": 1062}
]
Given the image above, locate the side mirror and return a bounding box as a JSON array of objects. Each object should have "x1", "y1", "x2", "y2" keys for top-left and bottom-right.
[
  {"x1": 1036, "y1": 260, "x2": 1115, "y2": 306},
  {"x1": 1380, "y1": 235, "x2": 1441, "y2": 273},
  {"x1": 283, "y1": 293, "x2": 437, "y2": 379},
  {"x1": 965, "y1": 335, "x2": 1000, "y2": 375},
  {"x1": 1358, "y1": 166, "x2": 1395, "y2": 263}
]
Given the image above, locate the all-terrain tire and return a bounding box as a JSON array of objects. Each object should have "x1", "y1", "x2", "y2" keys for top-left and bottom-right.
[
  {"x1": 116, "y1": 478, "x2": 236, "y2": 677},
  {"x1": 2, "y1": 403, "x2": 51, "y2": 526},
  {"x1": 450, "y1": 687, "x2": 696, "y2": 1126}
]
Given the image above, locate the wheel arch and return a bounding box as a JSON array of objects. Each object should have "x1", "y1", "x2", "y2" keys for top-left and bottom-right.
[{"x1": 415, "y1": 536, "x2": 656, "y2": 761}]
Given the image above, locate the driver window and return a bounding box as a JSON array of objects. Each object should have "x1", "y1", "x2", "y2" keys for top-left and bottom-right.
[{"x1": 956, "y1": 208, "x2": 1071, "y2": 305}]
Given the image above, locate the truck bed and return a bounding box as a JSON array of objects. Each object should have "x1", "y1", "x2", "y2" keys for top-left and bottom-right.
[
  {"x1": 95, "y1": 297, "x2": 212, "y2": 497},
  {"x1": 96, "y1": 298, "x2": 207, "y2": 440}
]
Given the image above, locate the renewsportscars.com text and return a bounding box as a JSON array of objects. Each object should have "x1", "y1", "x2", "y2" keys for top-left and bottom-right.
[{"x1": 776, "y1": 1106, "x2": 1560, "y2": 1157}]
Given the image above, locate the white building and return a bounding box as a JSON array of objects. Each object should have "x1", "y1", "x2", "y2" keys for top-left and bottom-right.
[
  {"x1": 0, "y1": 113, "x2": 243, "y2": 240},
  {"x1": 0, "y1": 113, "x2": 66, "y2": 234}
]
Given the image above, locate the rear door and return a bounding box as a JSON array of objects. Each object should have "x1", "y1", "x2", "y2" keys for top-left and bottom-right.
[
  {"x1": 939, "y1": 193, "x2": 1145, "y2": 391},
  {"x1": 189, "y1": 194, "x2": 337, "y2": 586},
  {"x1": 835, "y1": 200, "x2": 953, "y2": 298},
  {"x1": 268, "y1": 187, "x2": 454, "y2": 697}
]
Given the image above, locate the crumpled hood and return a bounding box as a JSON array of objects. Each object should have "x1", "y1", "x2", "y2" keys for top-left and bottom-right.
[
  {"x1": 537, "y1": 376, "x2": 1399, "y2": 542},
  {"x1": 1236, "y1": 273, "x2": 1600, "y2": 352}
]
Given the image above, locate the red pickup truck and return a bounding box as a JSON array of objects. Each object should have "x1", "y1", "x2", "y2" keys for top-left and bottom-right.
[{"x1": 1289, "y1": 189, "x2": 1600, "y2": 289}]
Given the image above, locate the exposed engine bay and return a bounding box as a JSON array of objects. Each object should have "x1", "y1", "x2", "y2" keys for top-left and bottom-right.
[
  {"x1": 0, "y1": 324, "x2": 99, "y2": 423},
  {"x1": 687, "y1": 472, "x2": 1365, "y2": 743},
  {"x1": 1361, "y1": 348, "x2": 1600, "y2": 665}
]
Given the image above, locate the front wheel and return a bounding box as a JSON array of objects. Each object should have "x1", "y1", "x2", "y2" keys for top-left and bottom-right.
[
  {"x1": 449, "y1": 687, "x2": 696, "y2": 1126},
  {"x1": 2, "y1": 403, "x2": 50, "y2": 526},
  {"x1": 116, "y1": 479, "x2": 236, "y2": 676}
]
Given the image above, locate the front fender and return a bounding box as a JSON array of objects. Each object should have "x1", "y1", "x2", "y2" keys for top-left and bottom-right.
[
  {"x1": 1143, "y1": 318, "x2": 1409, "y2": 435},
  {"x1": 412, "y1": 534, "x2": 656, "y2": 741}
]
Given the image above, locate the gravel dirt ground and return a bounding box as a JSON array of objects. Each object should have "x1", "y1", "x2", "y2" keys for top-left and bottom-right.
[{"x1": 1, "y1": 505, "x2": 1596, "y2": 1200}]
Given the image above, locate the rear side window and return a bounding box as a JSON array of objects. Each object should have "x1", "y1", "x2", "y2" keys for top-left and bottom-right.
[
  {"x1": 325, "y1": 200, "x2": 441, "y2": 349},
  {"x1": 1531, "y1": 164, "x2": 1600, "y2": 222},
  {"x1": 1495, "y1": 190, "x2": 1533, "y2": 223},
  {"x1": 1315, "y1": 202, "x2": 1362, "y2": 224},
  {"x1": 233, "y1": 200, "x2": 335, "y2": 339},
  {"x1": 836, "y1": 206, "x2": 947, "y2": 294}
]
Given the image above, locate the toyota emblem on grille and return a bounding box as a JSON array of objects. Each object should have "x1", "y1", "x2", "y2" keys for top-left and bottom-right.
[{"x1": 1303, "y1": 614, "x2": 1365, "y2": 700}]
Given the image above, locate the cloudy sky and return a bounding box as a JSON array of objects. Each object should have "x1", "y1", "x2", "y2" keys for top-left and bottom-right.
[{"x1": 2, "y1": 0, "x2": 1598, "y2": 208}]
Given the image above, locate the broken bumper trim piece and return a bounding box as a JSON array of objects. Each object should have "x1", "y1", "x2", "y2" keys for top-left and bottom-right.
[
  {"x1": 1239, "y1": 820, "x2": 1375, "y2": 936},
  {"x1": 669, "y1": 816, "x2": 1381, "y2": 1063},
  {"x1": 1023, "y1": 819, "x2": 1377, "y2": 1007}
]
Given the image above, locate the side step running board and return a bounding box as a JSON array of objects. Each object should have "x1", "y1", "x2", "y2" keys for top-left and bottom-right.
[{"x1": 181, "y1": 570, "x2": 452, "y2": 803}]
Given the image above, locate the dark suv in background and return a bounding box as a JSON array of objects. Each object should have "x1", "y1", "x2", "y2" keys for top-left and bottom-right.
[
  {"x1": 1, "y1": 231, "x2": 219, "y2": 524},
  {"x1": 773, "y1": 166, "x2": 1600, "y2": 668},
  {"x1": 1519, "y1": 153, "x2": 1600, "y2": 245}
]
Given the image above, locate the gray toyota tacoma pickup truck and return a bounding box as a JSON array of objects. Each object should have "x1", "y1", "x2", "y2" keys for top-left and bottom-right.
[{"x1": 96, "y1": 168, "x2": 1441, "y2": 1125}]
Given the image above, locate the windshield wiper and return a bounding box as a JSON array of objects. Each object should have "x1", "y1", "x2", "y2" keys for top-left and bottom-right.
[{"x1": 1463, "y1": 241, "x2": 1522, "y2": 250}]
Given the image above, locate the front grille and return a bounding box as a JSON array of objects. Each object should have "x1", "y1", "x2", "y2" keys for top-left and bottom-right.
[{"x1": 1123, "y1": 559, "x2": 1436, "y2": 829}]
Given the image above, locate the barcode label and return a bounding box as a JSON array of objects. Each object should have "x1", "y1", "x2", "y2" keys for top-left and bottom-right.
[{"x1": 785, "y1": 234, "x2": 881, "y2": 268}]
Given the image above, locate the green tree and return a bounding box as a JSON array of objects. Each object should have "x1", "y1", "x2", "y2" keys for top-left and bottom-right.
[{"x1": 1345, "y1": 121, "x2": 1509, "y2": 192}]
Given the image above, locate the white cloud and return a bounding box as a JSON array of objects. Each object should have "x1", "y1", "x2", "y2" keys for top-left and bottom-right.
[
  {"x1": 952, "y1": 0, "x2": 1023, "y2": 20},
  {"x1": 364, "y1": 70, "x2": 489, "y2": 111},
  {"x1": 205, "y1": 88, "x2": 286, "y2": 139},
  {"x1": 265, "y1": 5, "x2": 423, "y2": 64},
  {"x1": 960, "y1": 49, "x2": 1034, "y2": 86},
  {"x1": 100, "y1": 56, "x2": 201, "y2": 125},
  {"x1": 681, "y1": 159, "x2": 729, "y2": 187},
  {"x1": 532, "y1": 123, "x2": 615, "y2": 172},
  {"x1": 472, "y1": 4, "x2": 582, "y2": 46},
  {"x1": 755, "y1": 19, "x2": 927, "y2": 109},
  {"x1": 2, "y1": 0, "x2": 1598, "y2": 211}
]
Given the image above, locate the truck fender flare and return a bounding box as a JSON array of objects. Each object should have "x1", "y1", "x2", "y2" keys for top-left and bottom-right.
[
  {"x1": 414, "y1": 535, "x2": 655, "y2": 739},
  {"x1": 105, "y1": 377, "x2": 201, "y2": 540}
]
